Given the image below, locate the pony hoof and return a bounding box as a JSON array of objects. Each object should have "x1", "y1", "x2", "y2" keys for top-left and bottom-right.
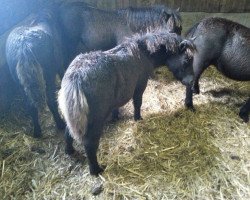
[
  {"x1": 57, "y1": 121, "x2": 66, "y2": 130},
  {"x1": 33, "y1": 128, "x2": 42, "y2": 138},
  {"x1": 90, "y1": 165, "x2": 105, "y2": 176},
  {"x1": 33, "y1": 133, "x2": 42, "y2": 138},
  {"x1": 239, "y1": 112, "x2": 249, "y2": 123},
  {"x1": 65, "y1": 147, "x2": 75, "y2": 155},
  {"x1": 192, "y1": 86, "x2": 200, "y2": 94},
  {"x1": 134, "y1": 116, "x2": 143, "y2": 121},
  {"x1": 111, "y1": 116, "x2": 120, "y2": 122},
  {"x1": 185, "y1": 102, "x2": 195, "y2": 111},
  {"x1": 189, "y1": 106, "x2": 196, "y2": 112}
]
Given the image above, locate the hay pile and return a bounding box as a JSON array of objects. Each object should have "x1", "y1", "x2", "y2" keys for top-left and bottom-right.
[{"x1": 0, "y1": 66, "x2": 250, "y2": 199}]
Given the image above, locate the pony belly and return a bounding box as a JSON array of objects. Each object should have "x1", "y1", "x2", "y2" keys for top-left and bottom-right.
[
  {"x1": 112, "y1": 87, "x2": 135, "y2": 108},
  {"x1": 216, "y1": 61, "x2": 250, "y2": 81},
  {"x1": 218, "y1": 50, "x2": 250, "y2": 81}
]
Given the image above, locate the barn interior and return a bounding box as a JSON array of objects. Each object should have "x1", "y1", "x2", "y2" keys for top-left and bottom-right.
[{"x1": 0, "y1": 0, "x2": 250, "y2": 199}]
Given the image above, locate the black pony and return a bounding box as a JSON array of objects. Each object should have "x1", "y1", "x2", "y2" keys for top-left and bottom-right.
[
  {"x1": 117, "y1": 5, "x2": 182, "y2": 35},
  {"x1": 184, "y1": 17, "x2": 250, "y2": 122},
  {"x1": 6, "y1": 9, "x2": 66, "y2": 137},
  {"x1": 58, "y1": 29, "x2": 195, "y2": 175},
  {"x1": 58, "y1": 2, "x2": 182, "y2": 63},
  {"x1": 118, "y1": 5, "x2": 182, "y2": 34}
]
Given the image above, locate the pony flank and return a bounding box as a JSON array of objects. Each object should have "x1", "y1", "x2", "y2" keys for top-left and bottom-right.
[
  {"x1": 58, "y1": 29, "x2": 195, "y2": 175},
  {"x1": 58, "y1": 2, "x2": 182, "y2": 62},
  {"x1": 6, "y1": 9, "x2": 66, "y2": 137},
  {"x1": 184, "y1": 17, "x2": 250, "y2": 121}
]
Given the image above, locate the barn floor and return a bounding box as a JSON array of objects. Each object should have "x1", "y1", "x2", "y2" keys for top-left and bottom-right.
[{"x1": 0, "y1": 66, "x2": 249, "y2": 200}]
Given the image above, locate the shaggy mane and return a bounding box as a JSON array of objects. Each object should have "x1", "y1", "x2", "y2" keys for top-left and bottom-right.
[
  {"x1": 118, "y1": 5, "x2": 182, "y2": 31},
  {"x1": 120, "y1": 28, "x2": 181, "y2": 55}
]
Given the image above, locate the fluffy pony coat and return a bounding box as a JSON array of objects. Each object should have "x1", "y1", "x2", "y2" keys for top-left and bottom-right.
[
  {"x1": 184, "y1": 17, "x2": 250, "y2": 121},
  {"x1": 6, "y1": 9, "x2": 66, "y2": 137},
  {"x1": 58, "y1": 30, "x2": 195, "y2": 175}
]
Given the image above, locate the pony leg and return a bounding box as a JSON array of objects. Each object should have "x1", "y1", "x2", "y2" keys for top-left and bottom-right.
[
  {"x1": 185, "y1": 84, "x2": 195, "y2": 110},
  {"x1": 185, "y1": 56, "x2": 209, "y2": 109},
  {"x1": 133, "y1": 93, "x2": 143, "y2": 121},
  {"x1": 111, "y1": 108, "x2": 120, "y2": 121},
  {"x1": 26, "y1": 100, "x2": 41, "y2": 138},
  {"x1": 65, "y1": 127, "x2": 75, "y2": 155},
  {"x1": 239, "y1": 98, "x2": 250, "y2": 123},
  {"x1": 192, "y1": 56, "x2": 211, "y2": 94},
  {"x1": 133, "y1": 80, "x2": 147, "y2": 121},
  {"x1": 84, "y1": 122, "x2": 104, "y2": 175},
  {"x1": 192, "y1": 80, "x2": 200, "y2": 94},
  {"x1": 45, "y1": 75, "x2": 66, "y2": 130}
]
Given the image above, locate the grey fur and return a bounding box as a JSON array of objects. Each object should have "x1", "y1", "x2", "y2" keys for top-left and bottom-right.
[
  {"x1": 6, "y1": 9, "x2": 66, "y2": 137},
  {"x1": 118, "y1": 5, "x2": 182, "y2": 34},
  {"x1": 183, "y1": 17, "x2": 250, "y2": 121},
  {"x1": 58, "y1": 2, "x2": 182, "y2": 63},
  {"x1": 58, "y1": 29, "x2": 194, "y2": 175}
]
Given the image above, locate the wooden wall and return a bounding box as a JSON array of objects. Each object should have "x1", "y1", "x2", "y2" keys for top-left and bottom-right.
[{"x1": 85, "y1": 0, "x2": 250, "y2": 12}]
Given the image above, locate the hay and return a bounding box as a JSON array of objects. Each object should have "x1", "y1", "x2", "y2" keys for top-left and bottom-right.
[
  {"x1": 102, "y1": 103, "x2": 250, "y2": 199},
  {"x1": 0, "y1": 66, "x2": 250, "y2": 199}
]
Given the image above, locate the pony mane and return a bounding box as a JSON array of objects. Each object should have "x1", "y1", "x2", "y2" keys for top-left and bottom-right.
[
  {"x1": 142, "y1": 29, "x2": 181, "y2": 54},
  {"x1": 120, "y1": 28, "x2": 181, "y2": 56},
  {"x1": 170, "y1": 8, "x2": 182, "y2": 28},
  {"x1": 118, "y1": 5, "x2": 181, "y2": 31}
]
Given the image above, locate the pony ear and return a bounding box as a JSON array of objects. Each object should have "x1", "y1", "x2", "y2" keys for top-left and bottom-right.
[
  {"x1": 166, "y1": 15, "x2": 175, "y2": 32},
  {"x1": 179, "y1": 39, "x2": 196, "y2": 54},
  {"x1": 190, "y1": 36, "x2": 197, "y2": 42}
]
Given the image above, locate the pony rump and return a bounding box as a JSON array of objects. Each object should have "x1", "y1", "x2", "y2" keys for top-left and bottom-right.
[
  {"x1": 6, "y1": 7, "x2": 66, "y2": 137},
  {"x1": 58, "y1": 71, "x2": 89, "y2": 143},
  {"x1": 15, "y1": 42, "x2": 46, "y2": 108}
]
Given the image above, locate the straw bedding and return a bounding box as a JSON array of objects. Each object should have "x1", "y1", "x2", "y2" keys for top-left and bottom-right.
[{"x1": 0, "y1": 66, "x2": 250, "y2": 199}]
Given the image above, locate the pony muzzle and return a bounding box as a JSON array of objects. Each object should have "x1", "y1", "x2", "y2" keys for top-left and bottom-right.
[{"x1": 181, "y1": 75, "x2": 194, "y2": 86}]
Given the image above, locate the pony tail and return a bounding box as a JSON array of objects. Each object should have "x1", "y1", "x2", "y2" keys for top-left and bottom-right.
[
  {"x1": 16, "y1": 43, "x2": 46, "y2": 108},
  {"x1": 58, "y1": 77, "x2": 89, "y2": 143}
]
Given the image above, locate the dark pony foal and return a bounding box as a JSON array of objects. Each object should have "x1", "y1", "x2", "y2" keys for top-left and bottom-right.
[
  {"x1": 117, "y1": 5, "x2": 182, "y2": 34},
  {"x1": 183, "y1": 17, "x2": 250, "y2": 122},
  {"x1": 6, "y1": 9, "x2": 66, "y2": 137},
  {"x1": 58, "y1": 29, "x2": 195, "y2": 175},
  {"x1": 58, "y1": 2, "x2": 182, "y2": 62}
]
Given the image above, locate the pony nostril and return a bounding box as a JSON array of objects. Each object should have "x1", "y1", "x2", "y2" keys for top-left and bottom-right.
[{"x1": 182, "y1": 75, "x2": 193, "y2": 85}]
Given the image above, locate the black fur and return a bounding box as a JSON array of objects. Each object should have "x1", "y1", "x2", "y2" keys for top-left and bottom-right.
[
  {"x1": 58, "y1": 29, "x2": 194, "y2": 175},
  {"x1": 58, "y1": 2, "x2": 182, "y2": 62},
  {"x1": 184, "y1": 17, "x2": 250, "y2": 121},
  {"x1": 6, "y1": 9, "x2": 66, "y2": 137}
]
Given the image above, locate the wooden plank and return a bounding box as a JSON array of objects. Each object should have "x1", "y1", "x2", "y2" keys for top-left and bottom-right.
[
  {"x1": 245, "y1": 0, "x2": 250, "y2": 12},
  {"x1": 159, "y1": 0, "x2": 182, "y2": 10},
  {"x1": 180, "y1": 0, "x2": 220, "y2": 12},
  {"x1": 220, "y1": 0, "x2": 247, "y2": 12},
  {"x1": 91, "y1": 0, "x2": 250, "y2": 12}
]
